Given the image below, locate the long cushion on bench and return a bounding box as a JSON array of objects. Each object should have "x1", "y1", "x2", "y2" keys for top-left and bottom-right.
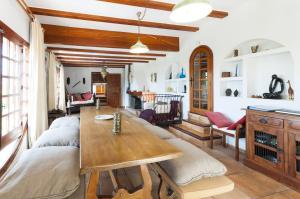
[
  {"x1": 159, "y1": 138, "x2": 227, "y2": 186},
  {"x1": 131, "y1": 116, "x2": 151, "y2": 125},
  {"x1": 144, "y1": 125, "x2": 176, "y2": 139},
  {"x1": 33, "y1": 127, "x2": 80, "y2": 148},
  {"x1": 50, "y1": 116, "x2": 80, "y2": 129},
  {"x1": 0, "y1": 146, "x2": 80, "y2": 199}
]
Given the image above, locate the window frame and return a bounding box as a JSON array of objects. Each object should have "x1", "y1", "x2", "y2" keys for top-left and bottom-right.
[{"x1": 0, "y1": 20, "x2": 29, "y2": 150}]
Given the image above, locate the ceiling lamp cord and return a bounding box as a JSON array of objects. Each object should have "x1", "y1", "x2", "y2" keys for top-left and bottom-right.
[{"x1": 130, "y1": 8, "x2": 150, "y2": 54}]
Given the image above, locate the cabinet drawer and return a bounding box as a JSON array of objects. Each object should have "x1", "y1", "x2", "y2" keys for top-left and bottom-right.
[
  {"x1": 248, "y1": 114, "x2": 283, "y2": 128},
  {"x1": 288, "y1": 121, "x2": 300, "y2": 131}
]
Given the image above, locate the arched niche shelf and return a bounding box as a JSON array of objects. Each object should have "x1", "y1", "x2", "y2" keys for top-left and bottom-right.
[{"x1": 220, "y1": 38, "x2": 295, "y2": 101}]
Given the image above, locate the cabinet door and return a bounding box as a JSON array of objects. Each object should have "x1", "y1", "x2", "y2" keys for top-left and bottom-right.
[
  {"x1": 287, "y1": 120, "x2": 300, "y2": 179},
  {"x1": 248, "y1": 123, "x2": 284, "y2": 172}
]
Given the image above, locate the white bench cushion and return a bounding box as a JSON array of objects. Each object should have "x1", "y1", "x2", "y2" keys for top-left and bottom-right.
[
  {"x1": 131, "y1": 117, "x2": 151, "y2": 125},
  {"x1": 50, "y1": 116, "x2": 80, "y2": 129},
  {"x1": 33, "y1": 127, "x2": 80, "y2": 148},
  {"x1": 159, "y1": 138, "x2": 227, "y2": 186},
  {"x1": 0, "y1": 146, "x2": 80, "y2": 199},
  {"x1": 144, "y1": 125, "x2": 176, "y2": 139},
  {"x1": 212, "y1": 125, "x2": 235, "y2": 135}
]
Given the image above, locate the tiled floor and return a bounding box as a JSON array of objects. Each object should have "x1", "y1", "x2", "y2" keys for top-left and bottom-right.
[{"x1": 200, "y1": 145, "x2": 300, "y2": 199}]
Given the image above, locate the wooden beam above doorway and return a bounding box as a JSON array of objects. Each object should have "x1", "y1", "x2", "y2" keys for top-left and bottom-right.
[
  {"x1": 63, "y1": 64, "x2": 125, "y2": 68},
  {"x1": 55, "y1": 53, "x2": 156, "y2": 60},
  {"x1": 43, "y1": 24, "x2": 179, "y2": 52},
  {"x1": 99, "y1": 0, "x2": 228, "y2": 18},
  {"x1": 48, "y1": 47, "x2": 166, "y2": 57},
  {"x1": 30, "y1": 7, "x2": 199, "y2": 32}
]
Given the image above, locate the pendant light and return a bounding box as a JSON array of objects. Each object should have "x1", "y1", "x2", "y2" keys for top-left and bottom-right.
[
  {"x1": 170, "y1": 0, "x2": 213, "y2": 23},
  {"x1": 130, "y1": 10, "x2": 149, "y2": 54},
  {"x1": 101, "y1": 66, "x2": 108, "y2": 79}
]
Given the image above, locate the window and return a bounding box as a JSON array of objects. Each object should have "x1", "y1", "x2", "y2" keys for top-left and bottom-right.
[{"x1": 0, "y1": 28, "x2": 29, "y2": 167}]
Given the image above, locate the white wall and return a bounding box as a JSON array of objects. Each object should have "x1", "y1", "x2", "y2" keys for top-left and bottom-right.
[
  {"x1": 131, "y1": 0, "x2": 300, "y2": 117},
  {"x1": 0, "y1": 0, "x2": 30, "y2": 42},
  {"x1": 64, "y1": 67, "x2": 126, "y2": 106},
  {"x1": 130, "y1": 0, "x2": 300, "y2": 148}
]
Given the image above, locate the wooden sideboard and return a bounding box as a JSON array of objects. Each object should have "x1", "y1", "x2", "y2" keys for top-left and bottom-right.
[{"x1": 245, "y1": 109, "x2": 300, "y2": 190}]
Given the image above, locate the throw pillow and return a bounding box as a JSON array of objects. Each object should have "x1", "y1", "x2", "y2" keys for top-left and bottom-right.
[
  {"x1": 227, "y1": 116, "x2": 246, "y2": 130},
  {"x1": 206, "y1": 112, "x2": 233, "y2": 128}
]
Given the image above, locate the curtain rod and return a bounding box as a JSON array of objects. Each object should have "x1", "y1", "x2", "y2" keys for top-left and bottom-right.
[{"x1": 17, "y1": 0, "x2": 35, "y2": 21}]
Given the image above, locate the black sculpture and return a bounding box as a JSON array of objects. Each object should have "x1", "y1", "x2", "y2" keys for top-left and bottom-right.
[{"x1": 263, "y1": 74, "x2": 284, "y2": 99}]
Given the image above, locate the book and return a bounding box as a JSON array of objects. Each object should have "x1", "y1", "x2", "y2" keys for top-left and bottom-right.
[{"x1": 247, "y1": 105, "x2": 279, "y2": 112}]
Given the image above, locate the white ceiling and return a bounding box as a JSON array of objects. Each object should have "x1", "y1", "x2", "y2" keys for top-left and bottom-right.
[{"x1": 26, "y1": 0, "x2": 244, "y2": 59}]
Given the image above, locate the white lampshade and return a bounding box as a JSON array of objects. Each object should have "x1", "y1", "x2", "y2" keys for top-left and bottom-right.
[
  {"x1": 170, "y1": 0, "x2": 212, "y2": 23},
  {"x1": 130, "y1": 39, "x2": 149, "y2": 54}
]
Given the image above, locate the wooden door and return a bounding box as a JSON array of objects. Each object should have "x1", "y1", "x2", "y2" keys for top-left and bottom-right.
[
  {"x1": 107, "y1": 74, "x2": 121, "y2": 108},
  {"x1": 247, "y1": 123, "x2": 284, "y2": 172},
  {"x1": 189, "y1": 46, "x2": 213, "y2": 115}
]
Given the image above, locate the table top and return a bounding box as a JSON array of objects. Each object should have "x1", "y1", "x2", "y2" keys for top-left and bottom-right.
[{"x1": 80, "y1": 106, "x2": 182, "y2": 173}]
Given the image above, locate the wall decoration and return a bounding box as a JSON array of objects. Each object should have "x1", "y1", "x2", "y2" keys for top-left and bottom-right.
[
  {"x1": 234, "y1": 49, "x2": 239, "y2": 57},
  {"x1": 235, "y1": 64, "x2": 239, "y2": 77},
  {"x1": 225, "y1": 89, "x2": 232, "y2": 96},
  {"x1": 222, "y1": 72, "x2": 231, "y2": 78},
  {"x1": 287, "y1": 80, "x2": 294, "y2": 100},
  {"x1": 150, "y1": 73, "x2": 153, "y2": 82},
  {"x1": 153, "y1": 73, "x2": 157, "y2": 83},
  {"x1": 72, "y1": 81, "x2": 81, "y2": 88},
  {"x1": 263, "y1": 74, "x2": 284, "y2": 99},
  {"x1": 251, "y1": 45, "x2": 259, "y2": 53},
  {"x1": 83, "y1": 78, "x2": 86, "y2": 84},
  {"x1": 184, "y1": 85, "x2": 187, "y2": 93},
  {"x1": 234, "y1": 89, "x2": 239, "y2": 97},
  {"x1": 67, "y1": 77, "x2": 70, "y2": 85},
  {"x1": 169, "y1": 72, "x2": 172, "y2": 80}
]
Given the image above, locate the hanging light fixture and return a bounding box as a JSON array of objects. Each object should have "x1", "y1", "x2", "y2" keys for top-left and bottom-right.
[
  {"x1": 170, "y1": 0, "x2": 213, "y2": 23},
  {"x1": 130, "y1": 10, "x2": 149, "y2": 54},
  {"x1": 101, "y1": 66, "x2": 108, "y2": 79}
]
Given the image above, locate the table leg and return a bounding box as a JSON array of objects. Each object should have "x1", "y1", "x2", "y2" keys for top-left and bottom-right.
[
  {"x1": 140, "y1": 165, "x2": 153, "y2": 199},
  {"x1": 87, "y1": 171, "x2": 100, "y2": 199}
]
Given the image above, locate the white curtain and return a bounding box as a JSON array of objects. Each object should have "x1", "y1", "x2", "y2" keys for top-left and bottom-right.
[
  {"x1": 48, "y1": 52, "x2": 58, "y2": 110},
  {"x1": 28, "y1": 19, "x2": 48, "y2": 144},
  {"x1": 58, "y1": 65, "x2": 66, "y2": 112}
]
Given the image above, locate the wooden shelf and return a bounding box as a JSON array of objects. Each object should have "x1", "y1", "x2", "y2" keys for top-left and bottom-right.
[
  {"x1": 165, "y1": 78, "x2": 187, "y2": 82},
  {"x1": 254, "y1": 142, "x2": 278, "y2": 153}
]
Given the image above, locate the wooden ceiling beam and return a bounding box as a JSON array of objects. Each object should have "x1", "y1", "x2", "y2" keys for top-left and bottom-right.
[
  {"x1": 58, "y1": 57, "x2": 148, "y2": 63},
  {"x1": 100, "y1": 0, "x2": 228, "y2": 18},
  {"x1": 60, "y1": 60, "x2": 133, "y2": 65},
  {"x1": 43, "y1": 24, "x2": 179, "y2": 52},
  {"x1": 48, "y1": 47, "x2": 166, "y2": 57},
  {"x1": 61, "y1": 61, "x2": 127, "y2": 66},
  {"x1": 63, "y1": 64, "x2": 125, "y2": 68},
  {"x1": 55, "y1": 53, "x2": 156, "y2": 60},
  {"x1": 30, "y1": 7, "x2": 199, "y2": 32}
]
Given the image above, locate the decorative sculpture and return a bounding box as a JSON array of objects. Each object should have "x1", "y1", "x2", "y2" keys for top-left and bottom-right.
[
  {"x1": 287, "y1": 80, "x2": 294, "y2": 100},
  {"x1": 263, "y1": 74, "x2": 284, "y2": 99}
]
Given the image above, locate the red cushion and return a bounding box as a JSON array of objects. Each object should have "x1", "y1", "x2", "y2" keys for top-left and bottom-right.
[
  {"x1": 82, "y1": 92, "x2": 93, "y2": 100},
  {"x1": 206, "y1": 112, "x2": 233, "y2": 128},
  {"x1": 73, "y1": 94, "x2": 82, "y2": 101},
  {"x1": 227, "y1": 116, "x2": 246, "y2": 130}
]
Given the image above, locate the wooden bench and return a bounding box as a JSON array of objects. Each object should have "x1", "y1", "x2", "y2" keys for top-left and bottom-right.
[
  {"x1": 151, "y1": 164, "x2": 234, "y2": 199},
  {"x1": 210, "y1": 124, "x2": 245, "y2": 161}
]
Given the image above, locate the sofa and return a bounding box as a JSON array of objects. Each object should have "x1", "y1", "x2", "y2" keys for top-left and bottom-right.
[{"x1": 68, "y1": 92, "x2": 96, "y2": 113}]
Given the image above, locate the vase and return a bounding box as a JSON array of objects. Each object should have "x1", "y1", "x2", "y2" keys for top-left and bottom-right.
[
  {"x1": 180, "y1": 68, "x2": 186, "y2": 78},
  {"x1": 234, "y1": 89, "x2": 239, "y2": 97},
  {"x1": 225, "y1": 89, "x2": 232, "y2": 96}
]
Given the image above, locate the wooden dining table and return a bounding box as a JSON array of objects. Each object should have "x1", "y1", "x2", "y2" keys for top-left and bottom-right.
[{"x1": 80, "y1": 106, "x2": 182, "y2": 199}]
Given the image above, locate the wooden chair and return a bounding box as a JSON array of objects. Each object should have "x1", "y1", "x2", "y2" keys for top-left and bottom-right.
[{"x1": 210, "y1": 124, "x2": 245, "y2": 161}]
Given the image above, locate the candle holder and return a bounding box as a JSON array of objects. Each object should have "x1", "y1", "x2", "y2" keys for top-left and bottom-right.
[{"x1": 112, "y1": 112, "x2": 121, "y2": 134}]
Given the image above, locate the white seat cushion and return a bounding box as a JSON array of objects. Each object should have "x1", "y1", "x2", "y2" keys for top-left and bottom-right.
[
  {"x1": 131, "y1": 117, "x2": 151, "y2": 125},
  {"x1": 50, "y1": 116, "x2": 80, "y2": 129},
  {"x1": 159, "y1": 138, "x2": 227, "y2": 186},
  {"x1": 144, "y1": 125, "x2": 176, "y2": 139},
  {"x1": 33, "y1": 127, "x2": 80, "y2": 148},
  {"x1": 0, "y1": 146, "x2": 80, "y2": 199},
  {"x1": 212, "y1": 125, "x2": 236, "y2": 135}
]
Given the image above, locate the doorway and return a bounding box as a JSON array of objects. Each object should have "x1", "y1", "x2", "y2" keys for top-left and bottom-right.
[{"x1": 189, "y1": 45, "x2": 213, "y2": 115}]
